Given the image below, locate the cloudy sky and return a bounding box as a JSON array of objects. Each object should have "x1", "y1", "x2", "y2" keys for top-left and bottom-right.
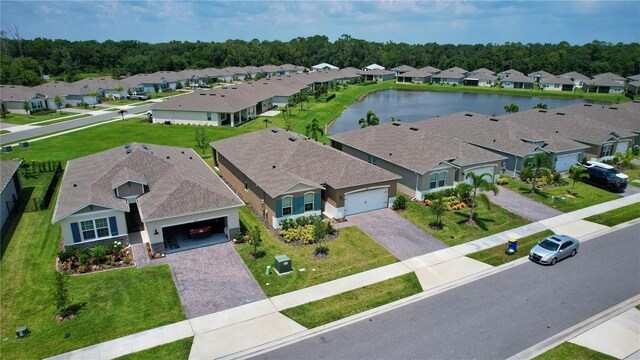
[{"x1": 1, "y1": 1, "x2": 638, "y2": 44}]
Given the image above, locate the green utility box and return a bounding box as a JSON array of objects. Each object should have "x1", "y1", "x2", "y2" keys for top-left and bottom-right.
[{"x1": 273, "y1": 255, "x2": 292, "y2": 275}]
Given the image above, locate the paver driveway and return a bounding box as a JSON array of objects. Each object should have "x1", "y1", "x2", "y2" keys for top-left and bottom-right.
[
  {"x1": 337, "y1": 208, "x2": 447, "y2": 260},
  {"x1": 489, "y1": 186, "x2": 563, "y2": 221},
  {"x1": 158, "y1": 242, "x2": 266, "y2": 319}
]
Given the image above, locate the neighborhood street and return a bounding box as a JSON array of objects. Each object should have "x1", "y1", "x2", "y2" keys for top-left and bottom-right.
[{"x1": 254, "y1": 224, "x2": 640, "y2": 359}]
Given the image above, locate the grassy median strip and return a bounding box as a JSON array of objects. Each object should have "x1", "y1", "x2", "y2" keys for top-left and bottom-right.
[
  {"x1": 114, "y1": 337, "x2": 193, "y2": 360},
  {"x1": 533, "y1": 342, "x2": 616, "y2": 360},
  {"x1": 33, "y1": 113, "x2": 92, "y2": 126},
  {"x1": 584, "y1": 202, "x2": 640, "y2": 227},
  {"x1": 467, "y1": 230, "x2": 554, "y2": 266},
  {"x1": 281, "y1": 273, "x2": 422, "y2": 329}
]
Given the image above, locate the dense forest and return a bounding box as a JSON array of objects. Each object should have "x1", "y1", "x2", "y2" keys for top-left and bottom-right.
[{"x1": 1, "y1": 34, "x2": 639, "y2": 86}]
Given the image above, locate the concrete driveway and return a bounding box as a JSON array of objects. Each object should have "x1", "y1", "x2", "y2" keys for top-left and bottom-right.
[
  {"x1": 336, "y1": 208, "x2": 447, "y2": 260},
  {"x1": 158, "y1": 242, "x2": 266, "y2": 319},
  {"x1": 489, "y1": 186, "x2": 563, "y2": 222}
]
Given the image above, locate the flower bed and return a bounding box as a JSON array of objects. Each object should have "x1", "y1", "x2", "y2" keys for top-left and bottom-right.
[
  {"x1": 423, "y1": 195, "x2": 467, "y2": 211},
  {"x1": 57, "y1": 241, "x2": 133, "y2": 274}
]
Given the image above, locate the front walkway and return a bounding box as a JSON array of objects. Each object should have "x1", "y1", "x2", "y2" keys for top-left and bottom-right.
[
  {"x1": 335, "y1": 208, "x2": 447, "y2": 260},
  {"x1": 489, "y1": 186, "x2": 563, "y2": 222}
]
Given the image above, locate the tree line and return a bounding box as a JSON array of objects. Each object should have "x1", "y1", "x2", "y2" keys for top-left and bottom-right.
[{"x1": 1, "y1": 34, "x2": 638, "y2": 86}]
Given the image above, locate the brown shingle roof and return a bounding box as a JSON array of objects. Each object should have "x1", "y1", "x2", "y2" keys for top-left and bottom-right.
[
  {"x1": 212, "y1": 128, "x2": 400, "y2": 198},
  {"x1": 52, "y1": 143, "x2": 243, "y2": 223}
]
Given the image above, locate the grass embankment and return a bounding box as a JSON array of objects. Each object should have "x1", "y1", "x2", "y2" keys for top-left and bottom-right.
[
  {"x1": 1, "y1": 111, "x2": 78, "y2": 125},
  {"x1": 467, "y1": 230, "x2": 554, "y2": 266},
  {"x1": 0, "y1": 183, "x2": 184, "y2": 359},
  {"x1": 236, "y1": 207, "x2": 398, "y2": 297},
  {"x1": 623, "y1": 165, "x2": 640, "y2": 187},
  {"x1": 399, "y1": 201, "x2": 530, "y2": 246},
  {"x1": 534, "y1": 342, "x2": 616, "y2": 360},
  {"x1": 584, "y1": 202, "x2": 640, "y2": 227},
  {"x1": 282, "y1": 272, "x2": 422, "y2": 328},
  {"x1": 33, "y1": 114, "x2": 92, "y2": 126},
  {"x1": 114, "y1": 338, "x2": 193, "y2": 360},
  {"x1": 502, "y1": 179, "x2": 621, "y2": 212}
]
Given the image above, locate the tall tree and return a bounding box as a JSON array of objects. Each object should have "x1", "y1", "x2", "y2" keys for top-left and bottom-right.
[
  {"x1": 464, "y1": 172, "x2": 499, "y2": 223},
  {"x1": 22, "y1": 100, "x2": 30, "y2": 116},
  {"x1": 117, "y1": 109, "x2": 127, "y2": 121},
  {"x1": 523, "y1": 153, "x2": 553, "y2": 193},
  {"x1": 358, "y1": 110, "x2": 380, "y2": 128},
  {"x1": 53, "y1": 95, "x2": 64, "y2": 113},
  {"x1": 194, "y1": 127, "x2": 210, "y2": 155},
  {"x1": 305, "y1": 117, "x2": 324, "y2": 141},
  {"x1": 569, "y1": 165, "x2": 589, "y2": 192}
]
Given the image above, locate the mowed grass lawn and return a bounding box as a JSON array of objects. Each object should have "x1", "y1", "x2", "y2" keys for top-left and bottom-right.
[
  {"x1": 115, "y1": 337, "x2": 193, "y2": 360},
  {"x1": 0, "y1": 194, "x2": 184, "y2": 359},
  {"x1": 584, "y1": 202, "x2": 640, "y2": 227},
  {"x1": 282, "y1": 272, "x2": 422, "y2": 329},
  {"x1": 624, "y1": 165, "x2": 640, "y2": 187},
  {"x1": 502, "y1": 178, "x2": 621, "y2": 212},
  {"x1": 467, "y1": 230, "x2": 554, "y2": 266},
  {"x1": 1, "y1": 111, "x2": 78, "y2": 125},
  {"x1": 236, "y1": 207, "x2": 399, "y2": 297},
  {"x1": 399, "y1": 200, "x2": 530, "y2": 246},
  {"x1": 533, "y1": 342, "x2": 616, "y2": 360}
]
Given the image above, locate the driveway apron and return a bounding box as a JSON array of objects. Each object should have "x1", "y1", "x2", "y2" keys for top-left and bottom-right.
[
  {"x1": 489, "y1": 186, "x2": 563, "y2": 222},
  {"x1": 339, "y1": 208, "x2": 447, "y2": 260},
  {"x1": 158, "y1": 243, "x2": 266, "y2": 319}
]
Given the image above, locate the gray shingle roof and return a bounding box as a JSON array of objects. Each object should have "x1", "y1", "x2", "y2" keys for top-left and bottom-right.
[
  {"x1": 0, "y1": 85, "x2": 45, "y2": 101},
  {"x1": 52, "y1": 143, "x2": 243, "y2": 223},
  {"x1": 0, "y1": 160, "x2": 21, "y2": 193},
  {"x1": 527, "y1": 70, "x2": 555, "y2": 79},
  {"x1": 593, "y1": 72, "x2": 626, "y2": 81},
  {"x1": 560, "y1": 71, "x2": 589, "y2": 80},
  {"x1": 540, "y1": 76, "x2": 574, "y2": 86},
  {"x1": 628, "y1": 74, "x2": 640, "y2": 81},
  {"x1": 212, "y1": 128, "x2": 400, "y2": 198},
  {"x1": 501, "y1": 73, "x2": 534, "y2": 83},
  {"x1": 419, "y1": 66, "x2": 441, "y2": 73},
  {"x1": 586, "y1": 78, "x2": 624, "y2": 87},
  {"x1": 32, "y1": 81, "x2": 91, "y2": 97},
  {"x1": 392, "y1": 65, "x2": 417, "y2": 72},
  {"x1": 357, "y1": 69, "x2": 394, "y2": 76}
]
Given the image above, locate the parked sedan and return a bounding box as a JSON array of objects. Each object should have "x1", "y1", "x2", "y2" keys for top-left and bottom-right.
[{"x1": 529, "y1": 235, "x2": 579, "y2": 265}]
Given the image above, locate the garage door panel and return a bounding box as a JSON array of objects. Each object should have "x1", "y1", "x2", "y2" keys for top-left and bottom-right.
[
  {"x1": 616, "y1": 142, "x2": 629, "y2": 154},
  {"x1": 465, "y1": 166, "x2": 495, "y2": 184},
  {"x1": 344, "y1": 188, "x2": 389, "y2": 216},
  {"x1": 555, "y1": 153, "x2": 580, "y2": 172}
]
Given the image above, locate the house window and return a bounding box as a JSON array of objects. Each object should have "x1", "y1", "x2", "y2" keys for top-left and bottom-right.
[
  {"x1": 282, "y1": 196, "x2": 293, "y2": 216},
  {"x1": 80, "y1": 218, "x2": 110, "y2": 241},
  {"x1": 207, "y1": 112, "x2": 212, "y2": 121},
  {"x1": 430, "y1": 173, "x2": 438, "y2": 189},
  {"x1": 244, "y1": 178, "x2": 248, "y2": 190},
  {"x1": 439, "y1": 172, "x2": 447, "y2": 187},
  {"x1": 367, "y1": 155, "x2": 377, "y2": 165},
  {"x1": 304, "y1": 193, "x2": 314, "y2": 212},
  {"x1": 601, "y1": 144, "x2": 613, "y2": 157}
]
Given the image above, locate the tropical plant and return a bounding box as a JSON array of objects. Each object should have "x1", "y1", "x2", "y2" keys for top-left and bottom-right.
[
  {"x1": 392, "y1": 194, "x2": 408, "y2": 210},
  {"x1": 390, "y1": 117, "x2": 401, "y2": 123},
  {"x1": 175, "y1": 80, "x2": 183, "y2": 90},
  {"x1": 194, "y1": 127, "x2": 210, "y2": 155},
  {"x1": 287, "y1": 97, "x2": 295, "y2": 116},
  {"x1": 263, "y1": 118, "x2": 272, "y2": 128},
  {"x1": 117, "y1": 109, "x2": 127, "y2": 121},
  {"x1": 569, "y1": 165, "x2": 589, "y2": 192},
  {"x1": 249, "y1": 226, "x2": 262, "y2": 257},
  {"x1": 429, "y1": 192, "x2": 445, "y2": 228},
  {"x1": 454, "y1": 182, "x2": 473, "y2": 204},
  {"x1": 504, "y1": 103, "x2": 519, "y2": 113},
  {"x1": 305, "y1": 117, "x2": 324, "y2": 140},
  {"x1": 22, "y1": 100, "x2": 30, "y2": 116},
  {"x1": 523, "y1": 153, "x2": 553, "y2": 193},
  {"x1": 464, "y1": 172, "x2": 499, "y2": 223},
  {"x1": 153, "y1": 83, "x2": 159, "y2": 93},
  {"x1": 358, "y1": 110, "x2": 380, "y2": 128},
  {"x1": 534, "y1": 102, "x2": 548, "y2": 109},
  {"x1": 53, "y1": 95, "x2": 64, "y2": 113},
  {"x1": 51, "y1": 271, "x2": 72, "y2": 318},
  {"x1": 613, "y1": 150, "x2": 638, "y2": 171}
]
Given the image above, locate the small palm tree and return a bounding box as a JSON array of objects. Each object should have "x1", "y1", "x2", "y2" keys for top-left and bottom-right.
[
  {"x1": 534, "y1": 102, "x2": 548, "y2": 109},
  {"x1": 569, "y1": 165, "x2": 589, "y2": 192},
  {"x1": 429, "y1": 195, "x2": 445, "y2": 229},
  {"x1": 504, "y1": 103, "x2": 519, "y2": 113},
  {"x1": 305, "y1": 117, "x2": 324, "y2": 141},
  {"x1": 390, "y1": 117, "x2": 401, "y2": 123},
  {"x1": 465, "y1": 172, "x2": 499, "y2": 223},
  {"x1": 117, "y1": 109, "x2": 128, "y2": 121},
  {"x1": 614, "y1": 151, "x2": 638, "y2": 171},
  {"x1": 263, "y1": 118, "x2": 272, "y2": 128},
  {"x1": 524, "y1": 153, "x2": 553, "y2": 193},
  {"x1": 358, "y1": 110, "x2": 380, "y2": 128}
]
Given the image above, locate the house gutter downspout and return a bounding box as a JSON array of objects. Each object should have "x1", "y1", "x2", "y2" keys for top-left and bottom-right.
[
  {"x1": 513, "y1": 157, "x2": 519, "y2": 177},
  {"x1": 415, "y1": 173, "x2": 420, "y2": 199}
]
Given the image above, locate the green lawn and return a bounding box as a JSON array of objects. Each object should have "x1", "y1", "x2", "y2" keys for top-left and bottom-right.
[
  {"x1": 102, "y1": 107, "x2": 122, "y2": 112},
  {"x1": 114, "y1": 337, "x2": 193, "y2": 360},
  {"x1": 0, "y1": 186, "x2": 185, "y2": 359},
  {"x1": 0, "y1": 129, "x2": 9, "y2": 134},
  {"x1": 534, "y1": 342, "x2": 616, "y2": 360},
  {"x1": 502, "y1": 178, "x2": 621, "y2": 212},
  {"x1": 399, "y1": 200, "x2": 530, "y2": 246},
  {"x1": 281, "y1": 272, "x2": 422, "y2": 328},
  {"x1": 236, "y1": 207, "x2": 399, "y2": 297},
  {"x1": 584, "y1": 202, "x2": 640, "y2": 227},
  {"x1": 149, "y1": 90, "x2": 187, "y2": 99},
  {"x1": 33, "y1": 114, "x2": 93, "y2": 126},
  {"x1": 624, "y1": 165, "x2": 640, "y2": 187},
  {"x1": 467, "y1": 230, "x2": 554, "y2": 266},
  {"x1": 1, "y1": 111, "x2": 78, "y2": 125},
  {"x1": 20, "y1": 171, "x2": 55, "y2": 200}
]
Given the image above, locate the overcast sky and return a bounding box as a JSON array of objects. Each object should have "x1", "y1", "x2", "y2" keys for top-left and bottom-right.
[{"x1": 1, "y1": 1, "x2": 638, "y2": 45}]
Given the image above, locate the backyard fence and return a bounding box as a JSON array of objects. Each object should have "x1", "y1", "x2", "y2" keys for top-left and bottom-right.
[{"x1": 21, "y1": 161, "x2": 63, "y2": 212}]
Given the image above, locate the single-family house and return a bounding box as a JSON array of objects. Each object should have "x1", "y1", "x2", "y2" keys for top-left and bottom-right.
[
  {"x1": 52, "y1": 143, "x2": 244, "y2": 255},
  {"x1": 396, "y1": 69, "x2": 434, "y2": 83},
  {"x1": 1, "y1": 160, "x2": 22, "y2": 231},
  {"x1": 121, "y1": 73, "x2": 172, "y2": 93},
  {"x1": 419, "y1": 66, "x2": 441, "y2": 74},
  {"x1": 357, "y1": 69, "x2": 395, "y2": 82},
  {"x1": 431, "y1": 67, "x2": 468, "y2": 85},
  {"x1": 391, "y1": 65, "x2": 417, "y2": 76},
  {"x1": 242, "y1": 66, "x2": 266, "y2": 79},
  {"x1": 0, "y1": 85, "x2": 48, "y2": 113},
  {"x1": 464, "y1": 70, "x2": 497, "y2": 87},
  {"x1": 73, "y1": 77, "x2": 131, "y2": 100},
  {"x1": 539, "y1": 76, "x2": 575, "y2": 91},
  {"x1": 33, "y1": 81, "x2": 96, "y2": 108},
  {"x1": 211, "y1": 128, "x2": 400, "y2": 227},
  {"x1": 582, "y1": 78, "x2": 625, "y2": 94},
  {"x1": 500, "y1": 73, "x2": 534, "y2": 89},
  {"x1": 329, "y1": 120, "x2": 506, "y2": 200},
  {"x1": 336, "y1": 67, "x2": 362, "y2": 84},
  {"x1": 627, "y1": 81, "x2": 640, "y2": 95},
  {"x1": 560, "y1": 71, "x2": 590, "y2": 87},
  {"x1": 627, "y1": 74, "x2": 640, "y2": 82},
  {"x1": 528, "y1": 70, "x2": 555, "y2": 83},
  {"x1": 280, "y1": 64, "x2": 306, "y2": 75},
  {"x1": 592, "y1": 72, "x2": 626, "y2": 85},
  {"x1": 364, "y1": 64, "x2": 386, "y2": 71},
  {"x1": 260, "y1": 65, "x2": 285, "y2": 76},
  {"x1": 497, "y1": 69, "x2": 524, "y2": 80},
  {"x1": 311, "y1": 63, "x2": 338, "y2": 71}
]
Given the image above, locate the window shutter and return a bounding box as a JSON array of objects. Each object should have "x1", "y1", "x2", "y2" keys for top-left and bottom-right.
[
  {"x1": 294, "y1": 196, "x2": 304, "y2": 214},
  {"x1": 109, "y1": 216, "x2": 118, "y2": 236},
  {"x1": 314, "y1": 193, "x2": 321, "y2": 211},
  {"x1": 70, "y1": 222, "x2": 81, "y2": 243},
  {"x1": 276, "y1": 199, "x2": 282, "y2": 217}
]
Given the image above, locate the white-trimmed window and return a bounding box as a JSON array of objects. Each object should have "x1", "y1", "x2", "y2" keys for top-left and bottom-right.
[
  {"x1": 601, "y1": 143, "x2": 613, "y2": 157},
  {"x1": 282, "y1": 196, "x2": 293, "y2": 216},
  {"x1": 367, "y1": 155, "x2": 377, "y2": 165},
  {"x1": 430, "y1": 173, "x2": 438, "y2": 189},
  {"x1": 429, "y1": 171, "x2": 447, "y2": 189},
  {"x1": 304, "y1": 193, "x2": 314, "y2": 212},
  {"x1": 207, "y1": 112, "x2": 212, "y2": 121},
  {"x1": 80, "y1": 218, "x2": 110, "y2": 240},
  {"x1": 439, "y1": 172, "x2": 447, "y2": 187}
]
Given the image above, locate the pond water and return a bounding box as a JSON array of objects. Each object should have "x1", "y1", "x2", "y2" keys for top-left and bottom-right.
[{"x1": 328, "y1": 90, "x2": 593, "y2": 134}]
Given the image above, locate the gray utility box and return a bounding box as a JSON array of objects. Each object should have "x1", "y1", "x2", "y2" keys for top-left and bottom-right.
[
  {"x1": 273, "y1": 255, "x2": 292, "y2": 275},
  {"x1": 19, "y1": 141, "x2": 29, "y2": 148},
  {"x1": 2, "y1": 145, "x2": 12, "y2": 153}
]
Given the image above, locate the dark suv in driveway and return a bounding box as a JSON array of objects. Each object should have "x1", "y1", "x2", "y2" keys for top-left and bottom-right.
[{"x1": 584, "y1": 165, "x2": 628, "y2": 192}]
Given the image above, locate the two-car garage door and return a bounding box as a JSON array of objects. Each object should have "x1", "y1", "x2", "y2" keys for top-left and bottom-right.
[
  {"x1": 344, "y1": 187, "x2": 389, "y2": 216},
  {"x1": 465, "y1": 166, "x2": 496, "y2": 184},
  {"x1": 555, "y1": 153, "x2": 581, "y2": 172}
]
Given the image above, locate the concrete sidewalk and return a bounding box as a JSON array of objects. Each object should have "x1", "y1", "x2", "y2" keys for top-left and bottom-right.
[{"x1": 47, "y1": 193, "x2": 640, "y2": 360}]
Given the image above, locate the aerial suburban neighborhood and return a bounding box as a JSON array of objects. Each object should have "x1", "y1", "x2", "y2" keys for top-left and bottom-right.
[{"x1": 0, "y1": 1, "x2": 639, "y2": 360}]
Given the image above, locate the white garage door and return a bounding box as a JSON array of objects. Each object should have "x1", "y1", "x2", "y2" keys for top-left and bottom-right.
[
  {"x1": 465, "y1": 166, "x2": 496, "y2": 184},
  {"x1": 555, "y1": 153, "x2": 580, "y2": 172},
  {"x1": 344, "y1": 187, "x2": 389, "y2": 216},
  {"x1": 616, "y1": 142, "x2": 629, "y2": 154}
]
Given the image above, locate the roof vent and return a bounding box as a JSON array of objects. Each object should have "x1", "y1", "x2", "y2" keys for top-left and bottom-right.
[
  {"x1": 555, "y1": 130, "x2": 559, "y2": 133},
  {"x1": 392, "y1": 122, "x2": 401, "y2": 126},
  {"x1": 200, "y1": 93, "x2": 206, "y2": 96},
  {"x1": 493, "y1": 139, "x2": 496, "y2": 142},
  {"x1": 538, "y1": 110, "x2": 547, "y2": 113},
  {"x1": 288, "y1": 136, "x2": 297, "y2": 142},
  {"x1": 489, "y1": 118, "x2": 499, "y2": 122},
  {"x1": 271, "y1": 129, "x2": 279, "y2": 133},
  {"x1": 556, "y1": 112, "x2": 565, "y2": 116},
  {"x1": 124, "y1": 143, "x2": 131, "y2": 149},
  {"x1": 166, "y1": 156, "x2": 170, "y2": 159},
  {"x1": 231, "y1": 87, "x2": 237, "y2": 89},
  {"x1": 464, "y1": 113, "x2": 473, "y2": 117},
  {"x1": 189, "y1": 156, "x2": 192, "y2": 159},
  {"x1": 181, "y1": 151, "x2": 184, "y2": 154},
  {"x1": 209, "y1": 93, "x2": 216, "y2": 96},
  {"x1": 125, "y1": 148, "x2": 132, "y2": 154},
  {"x1": 583, "y1": 103, "x2": 592, "y2": 107},
  {"x1": 409, "y1": 127, "x2": 419, "y2": 131},
  {"x1": 389, "y1": 153, "x2": 392, "y2": 156},
  {"x1": 142, "y1": 145, "x2": 148, "y2": 150},
  {"x1": 220, "y1": 95, "x2": 225, "y2": 97},
  {"x1": 609, "y1": 106, "x2": 618, "y2": 110},
  {"x1": 73, "y1": 184, "x2": 77, "y2": 188},
  {"x1": 272, "y1": 165, "x2": 276, "y2": 169}
]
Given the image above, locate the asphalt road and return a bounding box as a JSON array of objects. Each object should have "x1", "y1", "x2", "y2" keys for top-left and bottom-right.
[
  {"x1": 0, "y1": 103, "x2": 154, "y2": 144},
  {"x1": 255, "y1": 224, "x2": 640, "y2": 360}
]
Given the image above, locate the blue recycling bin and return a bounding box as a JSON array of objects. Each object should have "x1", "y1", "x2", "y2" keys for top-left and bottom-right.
[{"x1": 508, "y1": 238, "x2": 518, "y2": 252}]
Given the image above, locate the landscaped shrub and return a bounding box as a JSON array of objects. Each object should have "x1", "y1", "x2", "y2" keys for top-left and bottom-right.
[
  {"x1": 232, "y1": 233, "x2": 246, "y2": 244},
  {"x1": 392, "y1": 194, "x2": 408, "y2": 210},
  {"x1": 424, "y1": 188, "x2": 456, "y2": 200},
  {"x1": 57, "y1": 247, "x2": 77, "y2": 262},
  {"x1": 78, "y1": 253, "x2": 90, "y2": 266},
  {"x1": 279, "y1": 225, "x2": 315, "y2": 244},
  {"x1": 91, "y1": 245, "x2": 107, "y2": 263},
  {"x1": 496, "y1": 175, "x2": 509, "y2": 185},
  {"x1": 30, "y1": 108, "x2": 54, "y2": 115}
]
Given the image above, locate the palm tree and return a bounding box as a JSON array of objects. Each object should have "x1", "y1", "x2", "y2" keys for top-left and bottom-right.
[
  {"x1": 358, "y1": 110, "x2": 380, "y2": 128},
  {"x1": 504, "y1": 103, "x2": 519, "y2": 113},
  {"x1": 465, "y1": 172, "x2": 499, "y2": 223},
  {"x1": 390, "y1": 117, "x2": 401, "y2": 123},
  {"x1": 614, "y1": 151, "x2": 638, "y2": 171},
  {"x1": 569, "y1": 165, "x2": 589, "y2": 192},
  {"x1": 305, "y1": 118, "x2": 324, "y2": 141},
  {"x1": 429, "y1": 194, "x2": 445, "y2": 229},
  {"x1": 280, "y1": 107, "x2": 287, "y2": 120},
  {"x1": 117, "y1": 109, "x2": 128, "y2": 121},
  {"x1": 534, "y1": 102, "x2": 548, "y2": 109},
  {"x1": 22, "y1": 100, "x2": 31, "y2": 117},
  {"x1": 263, "y1": 118, "x2": 272, "y2": 128},
  {"x1": 524, "y1": 153, "x2": 553, "y2": 193}
]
